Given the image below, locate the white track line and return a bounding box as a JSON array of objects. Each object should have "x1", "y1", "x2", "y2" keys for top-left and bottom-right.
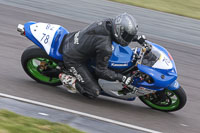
[{"x1": 0, "y1": 93, "x2": 161, "y2": 133}]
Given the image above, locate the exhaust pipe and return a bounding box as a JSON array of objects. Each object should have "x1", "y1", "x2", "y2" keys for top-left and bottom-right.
[{"x1": 17, "y1": 24, "x2": 25, "y2": 35}]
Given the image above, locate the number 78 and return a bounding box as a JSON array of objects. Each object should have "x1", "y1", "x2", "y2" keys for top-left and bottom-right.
[{"x1": 41, "y1": 33, "x2": 50, "y2": 44}]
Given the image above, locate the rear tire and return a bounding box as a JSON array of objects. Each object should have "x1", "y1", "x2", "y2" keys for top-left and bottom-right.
[
  {"x1": 139, "y1": 86, "x2": 187, "y2": 112},
  {"x1": 21, "y1": 45, "x2": 62, "y2": 86}
]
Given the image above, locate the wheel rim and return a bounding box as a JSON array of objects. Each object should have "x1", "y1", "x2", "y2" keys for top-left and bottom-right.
[
  {"x1": 141, "y1": 89, "x2": 180, "y2": 111},
  {"x1": 27, "y1": 58, "x2": 60, "y2": 83}
]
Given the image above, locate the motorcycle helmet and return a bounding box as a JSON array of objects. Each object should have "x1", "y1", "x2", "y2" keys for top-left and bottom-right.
[{"x1": 112, "y1": 13, "x2": 138, "y2": 46}]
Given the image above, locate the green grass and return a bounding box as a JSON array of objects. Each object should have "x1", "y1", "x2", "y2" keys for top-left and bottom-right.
[
  {"x1": 0, "y1": 110, "x2": 85, "y2": 133},
  {"x1": 109, "y1": 0, "x2": 200, "y2": 20}
]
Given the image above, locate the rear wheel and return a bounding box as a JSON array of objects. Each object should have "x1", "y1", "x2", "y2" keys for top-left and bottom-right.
[
  {"x1": 139, "y1": 86, "x2": 187, "y2": 112},
  {"x1": 21, "y1": 45, "x2": 62, "y2": 86}
]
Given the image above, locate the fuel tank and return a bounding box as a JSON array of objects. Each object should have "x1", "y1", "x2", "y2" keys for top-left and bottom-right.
[{"x1": 108, "y1": 42, "x2": 134, "y2": 69}]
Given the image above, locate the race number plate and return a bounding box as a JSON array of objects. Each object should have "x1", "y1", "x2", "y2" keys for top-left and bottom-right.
[
  {"x1": 30, "y1": 23, "x2": 61, "y2": 54},
  {"x1": 153, "y1": 52, "x2": 173, "y2": 69}
]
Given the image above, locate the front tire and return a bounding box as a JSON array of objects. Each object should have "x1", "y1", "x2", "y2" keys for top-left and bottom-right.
[
  {"x1": 21, "y1": 45, "x2": 62, "y2": 86},
  {"x1": 139, "y1": 86, "x2": 187, "y2": 112}
]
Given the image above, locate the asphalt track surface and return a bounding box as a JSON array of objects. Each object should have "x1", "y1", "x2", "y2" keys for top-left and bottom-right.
[
  {"x1": 0, "y1": 0, "x2": 200, "y2": 133},
  {"x1": 0, "y1": 97, "x2": 144, "y2": 133}
]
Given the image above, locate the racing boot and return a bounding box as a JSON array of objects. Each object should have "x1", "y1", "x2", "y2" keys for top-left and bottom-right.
[
  {"x1": 59, "y1": 73, "x2": 77, "y2": 93},
  {"x1": 75, "y1": 82, "x2": 100, "y2": 99}
]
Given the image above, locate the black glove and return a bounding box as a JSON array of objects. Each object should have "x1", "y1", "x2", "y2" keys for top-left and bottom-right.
[
  {"x1": 145, "y1": 43, "x2": 152, "y2": 54},
  {"x1": 122, "y1": 76, "x2": 132, "y2": 85},
  {"x1": 137, "y1": 35, "x2": 152, "y2": 54},
  {"x1": 137, "y1": 35, "x2": 146, "y2": 45}
]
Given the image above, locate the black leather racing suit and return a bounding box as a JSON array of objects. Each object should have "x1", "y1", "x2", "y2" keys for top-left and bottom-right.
[{"x1": 60, "y1": 19, "x2": 124, "y2": 98}]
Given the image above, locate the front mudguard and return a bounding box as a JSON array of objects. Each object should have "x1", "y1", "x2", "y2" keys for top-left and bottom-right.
[{"x1": 167, "y1": 80, "x2": 180, "y2": 90}]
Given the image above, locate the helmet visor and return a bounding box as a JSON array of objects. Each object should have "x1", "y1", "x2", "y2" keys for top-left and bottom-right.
[{"x1": 121, "y1": 30, "x2": 135, "y2": 43}]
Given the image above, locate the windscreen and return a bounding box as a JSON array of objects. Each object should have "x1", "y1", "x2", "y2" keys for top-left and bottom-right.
[{"x1": 141, "y1": 46, "x2": 161, "y2": 67}]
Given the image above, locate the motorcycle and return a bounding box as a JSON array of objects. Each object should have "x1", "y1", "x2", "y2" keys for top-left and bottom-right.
[{"x1": 17, "y1": 22, "x2": 187, "y2": 112}]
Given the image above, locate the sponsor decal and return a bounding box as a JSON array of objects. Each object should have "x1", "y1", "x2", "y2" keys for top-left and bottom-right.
[
  {"x1": 174, "y1": 80, "x2": 179, "y2": 88},
  {"x1": 162, "y1": 56, "x2": 171, "y2": 66},
  {"x1": 74, "y1": 31, "x2": 80, "y2": 45},
  {"x1": 111, "y1": 63, "x2": 128, "y2": 66},
  {"x1": 69, "y1": 67, "x2": 84, "y2": 83},
  {"x1": 112, "y1": 45, "x2": 114, "y2": 51}
]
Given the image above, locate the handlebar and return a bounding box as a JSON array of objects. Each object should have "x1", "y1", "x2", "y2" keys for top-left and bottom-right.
[
  {"x1": 132, "y1": 41, "x2": 152, "y2": 65},
  {"x1": 142, "y1": 41, "x2": 152, "y2": 53}
]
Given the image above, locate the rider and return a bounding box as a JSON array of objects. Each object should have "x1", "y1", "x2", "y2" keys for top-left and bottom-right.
[{"x1": 59, "y1": 13, "x2": 146, "y2": 99}]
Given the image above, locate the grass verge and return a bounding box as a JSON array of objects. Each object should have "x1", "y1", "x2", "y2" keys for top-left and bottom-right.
[
  {"x1": 0, "y1": 110, "x2": 85, "y2": 133},
  {"x1": 109, "y1": 0, "x2": 200, "y2": 20}
]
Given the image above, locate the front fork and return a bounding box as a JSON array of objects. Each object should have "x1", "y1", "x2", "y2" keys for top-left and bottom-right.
[{"x1": 152, "y1": 80, "x2": 180, "y2": 101}]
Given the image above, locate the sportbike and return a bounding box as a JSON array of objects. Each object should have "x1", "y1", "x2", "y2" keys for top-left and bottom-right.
[{"x1": 17, "y1": 22, "x2": 187, "y2": 112}]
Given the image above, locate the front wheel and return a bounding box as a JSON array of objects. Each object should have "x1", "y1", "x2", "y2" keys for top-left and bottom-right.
[
  {"x1": 139, "y1": 86, "x2": 187, "y2": 112},
  {"x1": 21, "y1": 45, "x2": 62, "y2": 86}
]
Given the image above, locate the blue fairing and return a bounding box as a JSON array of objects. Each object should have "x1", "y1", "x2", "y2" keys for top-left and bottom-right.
[
  {"x1": 108, "y1": 42, "x2": 134, "y2": 69},
  {"x1": 49, "y1": 27, "x2": 68, "y2": 60},
  {"x1": 136, "y1": 64, "x2": 177, "y2": 90},
  {"x1": 168, "y1": 80, "x2": 180, "y2": 90},
  {"x1": 133, "y1": 41, "x2": 178, "y2": 90},
  {"x1": 24, "y1": 22, "x2": 69, "y2": 60}
]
